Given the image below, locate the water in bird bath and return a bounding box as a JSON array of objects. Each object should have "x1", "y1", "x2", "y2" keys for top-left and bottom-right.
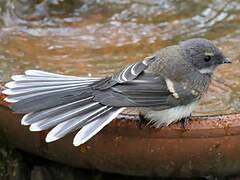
[{"x1": 0, "y1": 0, "x2": 239, "y2": 115}]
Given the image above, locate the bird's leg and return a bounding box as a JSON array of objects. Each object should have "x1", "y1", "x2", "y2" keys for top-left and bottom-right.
[
  {"x1": 181, "y1": 114, "x2": 191, "y2": 130},
  {"x1": 138, "y1": 114, "x2": 147, "y2": 129}
]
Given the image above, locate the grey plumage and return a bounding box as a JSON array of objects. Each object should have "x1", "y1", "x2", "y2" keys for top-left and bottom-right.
[
  {"x1": 22, "y1": 97, "x2": 94, "y2": 125},
  {"x1": 3, "y1": 38, "x2": 231, "y2": 146}
]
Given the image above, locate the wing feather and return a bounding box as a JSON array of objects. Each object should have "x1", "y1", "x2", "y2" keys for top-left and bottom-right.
[
  {"x1": 94, "y1": 56, "x2": 156, "y2": 90},
  {"x1": 93, "y1": 72, "x2": 173, "y2": 108}
]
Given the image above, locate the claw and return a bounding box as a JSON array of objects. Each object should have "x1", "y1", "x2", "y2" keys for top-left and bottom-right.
[
  {"x1": 138, "y1": 114, "x2": 146, "y2": 129},
  {"x1": 181, "y1": 114, "x2": 191, "y2": 130}
]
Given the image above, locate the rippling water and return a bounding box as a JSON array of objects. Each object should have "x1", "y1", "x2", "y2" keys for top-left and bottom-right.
[{"x1": 0, "y1": 0, "x2": 239, "y2": 115}]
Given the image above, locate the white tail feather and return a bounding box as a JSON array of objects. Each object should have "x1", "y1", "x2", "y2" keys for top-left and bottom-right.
[
  {"x1": 45, "y1": 105, "x2": 108, "y2": 143},
  {"x1": 4, "y1": 70, "x2": 126, "y2": 146},
  {"x1": 25, "y1": 70, "x2": 101, "y2": 80},
  {"x1": 12, "y1": 75, "x2": 100, "y2": 82},
  {"x1": 21, "y1": 97, "x2": 93, "y2": 125},
  {"x1": 4, "y1": 84, "x2": 89, "y2": 103},
  {"x1": 73, "y1": 108, "x2": 126, "y2": 146},
  {"x1": 5, "y1": 81, "x2": 93, "y2": 89},
  {"x1": 29, "y1": 102, "x2": 100, "y2": 131},
  {"x1": 2, "y1": 83, "x2": 86, "y2": 95}
]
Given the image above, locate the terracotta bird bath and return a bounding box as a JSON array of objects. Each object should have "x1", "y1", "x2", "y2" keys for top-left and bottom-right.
[{"x1": 0, "y1": 83, "x2": 240, "y2": 178}]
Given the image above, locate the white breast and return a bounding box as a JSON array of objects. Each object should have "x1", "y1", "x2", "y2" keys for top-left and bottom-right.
[{"x1": 139, "y1": 101, "x2": 199, "y2": 128}]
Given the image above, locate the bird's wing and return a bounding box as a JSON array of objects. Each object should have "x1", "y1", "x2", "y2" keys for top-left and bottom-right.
[
  {"x1": 92, "y1": 51, "x2": 200, "y2": 109},
  {"x1": 93, "y1": 70, "x2": 201, "y2": 109},
  {"x1": 93, "y1": 55, "x2": 156, "y2": 90},
  {"x1": 91, "y1": 55, "x2": 171, "y2": 109},
  {"x1": 93, "y1": 72, "x2": 172, "y2": 109}
]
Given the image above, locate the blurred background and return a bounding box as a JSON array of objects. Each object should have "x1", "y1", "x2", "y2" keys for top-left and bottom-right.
[{"x1": 0, "y1": 0, "x2": 239, "y2": 179}]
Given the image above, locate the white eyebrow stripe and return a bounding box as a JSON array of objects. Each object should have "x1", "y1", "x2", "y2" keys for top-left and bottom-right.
[{"x1": 204, "y1": 52, "x2": 214, "y2": 56}]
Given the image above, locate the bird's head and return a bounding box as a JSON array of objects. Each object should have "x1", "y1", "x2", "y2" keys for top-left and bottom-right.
[{"x1": 180, "y1": 38, "x2": 231, "y2": 74}]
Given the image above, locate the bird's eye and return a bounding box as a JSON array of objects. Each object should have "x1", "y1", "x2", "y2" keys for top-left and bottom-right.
[{"x1": 204, "y1": 55, "x2": 211, "y2": 62}]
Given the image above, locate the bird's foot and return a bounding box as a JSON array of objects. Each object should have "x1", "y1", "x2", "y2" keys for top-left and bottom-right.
[
  {"x1": 138, "y1": 114, "x2": 147, "y2": 129},
  {"x1": 181, "y1": 115, "x2": 191, "y2": 130}
]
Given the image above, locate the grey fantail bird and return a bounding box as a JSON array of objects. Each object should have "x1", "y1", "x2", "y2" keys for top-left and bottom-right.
[{"x1": 3, "y1": 38, "x2": 231, "y2": 146}]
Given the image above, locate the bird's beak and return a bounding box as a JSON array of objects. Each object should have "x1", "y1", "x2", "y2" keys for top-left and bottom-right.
[{"x1": 223, "y1": 58, "x2": 231, "y2": 64}]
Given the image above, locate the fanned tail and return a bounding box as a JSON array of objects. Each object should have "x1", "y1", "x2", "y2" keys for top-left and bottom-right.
[{"x1": 3, "y1": 70, "x2": 125, "y2": 146}]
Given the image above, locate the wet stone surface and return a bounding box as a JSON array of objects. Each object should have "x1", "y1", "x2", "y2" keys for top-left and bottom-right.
[{"x1": 0, "y1": 144, "x2": 240, "y2": 180}]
